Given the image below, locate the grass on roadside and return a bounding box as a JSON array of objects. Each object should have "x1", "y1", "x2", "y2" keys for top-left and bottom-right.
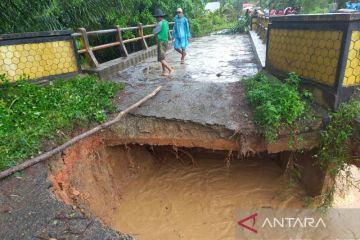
[
  {"x1": 244, "y1": 73, "x2": 360, "y2": 209},
  {"x1": 0, "y1": 74, "x2": 123, "y2": 171}
]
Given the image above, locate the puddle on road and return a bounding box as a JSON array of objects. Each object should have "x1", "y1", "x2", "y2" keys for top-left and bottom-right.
[{"x1": 107, "y1": 147, "x2": 304, "y2": 240}]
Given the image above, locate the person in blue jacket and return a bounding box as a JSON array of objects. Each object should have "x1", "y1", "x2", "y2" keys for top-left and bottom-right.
[{"x1": 172, "y1": 8, "x2": 191, "y2": 64}]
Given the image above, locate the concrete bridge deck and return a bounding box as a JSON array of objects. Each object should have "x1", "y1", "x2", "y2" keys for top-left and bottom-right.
[{"x1": 113, "y1": 34, "x2": 260, "y2": 134}]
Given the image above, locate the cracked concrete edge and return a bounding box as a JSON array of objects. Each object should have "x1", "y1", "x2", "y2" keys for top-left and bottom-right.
[{"x1": 105, "y1": 113, "x2": 321, "y2": 154}]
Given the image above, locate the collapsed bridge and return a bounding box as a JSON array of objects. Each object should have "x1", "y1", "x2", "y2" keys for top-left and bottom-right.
[{"x1": 0, "y1": 12, "x2": 360, "y2": 240}]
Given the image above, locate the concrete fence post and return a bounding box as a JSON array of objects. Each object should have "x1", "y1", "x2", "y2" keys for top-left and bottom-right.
[
  {"x1": 138, "y1": 23, "x2": 148, "y2": 50},
  {"x1": 116, "y1": 26, "x2": 129, "y2": 57},
  {"x1": 78, "y1": 28, "x2": 99, "y2": 67}
]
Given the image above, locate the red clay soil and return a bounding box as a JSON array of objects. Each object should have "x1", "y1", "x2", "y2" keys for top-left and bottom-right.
[{"x1": 48, "y1": 133, "x2": 157, "y2": 226}]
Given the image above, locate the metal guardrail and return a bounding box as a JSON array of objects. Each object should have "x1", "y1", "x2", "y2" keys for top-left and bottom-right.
[{"x1": 71, "y1": 22, "x2": 174, "y2": 67}]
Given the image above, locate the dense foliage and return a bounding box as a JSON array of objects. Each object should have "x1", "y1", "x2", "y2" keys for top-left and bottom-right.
[
  {"x1": 254, "y1": 0, "x2": 348, "y2": 13},
  {"x1": 0, "y1": 0, "x2": 239, "y2": 62},
  {"x1": 227, "y1": 16, "x2": 250, "y2": 34},
  {"x1": 191, "y1": 11, "x2": 236, "y2": 37},
  {"x1": 317, "y1": 100, "x2": 360, "y2": 176},
  {"x1": 0, "y1": 75, "x2": 122, "y2": 171},
  {"x1": 243, "y1": 73, "x2": 308, "y2": 142},
  {"x1": 0, "y1": 0, "x2": 206, "y2": 34},
  {"x1": 315, "y1": 99, "x2": 360, "y2": 209}
]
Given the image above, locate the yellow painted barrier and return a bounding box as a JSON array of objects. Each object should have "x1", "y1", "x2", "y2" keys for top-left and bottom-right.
[
  {"x1": 0, "y1": 31, "x2": 80, "y2": 82},
  {"x1": 343, "y1": 31, "x2": 360, "y2": 86},
  {"x1": 266, "y1": 13, "x2": 360, "y2": 110}
]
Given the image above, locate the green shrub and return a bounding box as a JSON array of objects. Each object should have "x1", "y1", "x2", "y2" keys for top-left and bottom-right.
[
  {"x1": 0, "y1": 75, "x2": 123, "y2": 171},
  {"x1": 228, "y1": 17, "x2": 249, "y2": 34},
  {"x1": 243, "y1": 73, "x2": 308, "y2": 142},
  {"x1": 314, "y1": 98, "x2": 360, "y2": 209},
  {"x1": 317, "y1": 100, "x2": 360, "y2": 176},
  {"x1": 189, "y1": 10, "x2": 236, "y2": 37}
]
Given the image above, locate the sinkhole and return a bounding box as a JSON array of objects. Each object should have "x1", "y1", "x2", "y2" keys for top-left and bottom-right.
[
  {"x1": 46, "y1": 115, "x2": 339, "y2": 239},
  {"x1": 48, "y1": 136, "x2": 309, "y2": 239}
]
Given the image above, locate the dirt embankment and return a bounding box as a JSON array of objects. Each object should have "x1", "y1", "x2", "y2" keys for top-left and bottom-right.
[
  {"x1": 48, "y1": 134, "x2": 157, "y2": 226},
  {"x1": 45, "y1": 113, "x2": 327, "y2": 239},
  {"x1": 47, "y1": 134, "x2": 308, "y2": 239},
  {"x1": 48, "y1": 114, "x2": 322, "y2": 210}
]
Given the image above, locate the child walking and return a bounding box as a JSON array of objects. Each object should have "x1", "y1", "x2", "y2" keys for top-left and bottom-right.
[{"x1": 153, "y1": 9, "x2": 173, "y2": 76}]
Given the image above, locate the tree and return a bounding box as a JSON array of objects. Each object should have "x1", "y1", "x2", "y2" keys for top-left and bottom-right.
[{"x1": 0, "y1": 0, "x2": 204, "y2": 34}]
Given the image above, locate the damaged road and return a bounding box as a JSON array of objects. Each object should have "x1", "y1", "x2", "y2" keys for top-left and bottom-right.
[
  {"x1": 0, "y1": 162, "x2": 133, "y2": 240},
  {"x1": 0, "y1": 34, "x2": 326, "y2": 239},
  {"x1": 114, "y1": 34, "x2": 260, "y2": 132}
]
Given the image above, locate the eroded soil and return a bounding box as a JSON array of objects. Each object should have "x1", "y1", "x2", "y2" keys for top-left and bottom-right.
[{"x1": 47, "y1": 132, "x2": 308, "y2": 240}]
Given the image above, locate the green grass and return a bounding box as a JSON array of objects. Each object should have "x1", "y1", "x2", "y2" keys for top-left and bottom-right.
[
  {"x1": 243, "y1": 72, "x2": 311, "y2": 142},
  {"x1": 0, "y1": 75, "x2": 123, "y2": 171}
]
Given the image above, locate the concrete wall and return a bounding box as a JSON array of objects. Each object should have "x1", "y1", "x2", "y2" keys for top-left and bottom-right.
[
  {"x1": 0, "y1": 31, "x2": 80, "y2": 82},
  {"x1": 84, "y1": 46, "x2": 158, "y2": 79},
  {"x1": 343, "y1": 31, "x2": 360, "y2": 86},
  {"x1": 265, "y1": 13, "x2": 360, "y2": 110},
  {"x1": 268, "y1": 29, "x2": 342, "y2": 86}
]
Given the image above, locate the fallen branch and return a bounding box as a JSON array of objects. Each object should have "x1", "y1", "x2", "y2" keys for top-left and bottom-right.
[{"x1": 0, "y1": 86, "x2": 162, "y2": 180}]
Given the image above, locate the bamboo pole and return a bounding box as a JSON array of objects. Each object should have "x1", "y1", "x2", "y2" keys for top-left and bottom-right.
[{"x1": 0, "y1": 86, "x2": 162, "y2": 180}]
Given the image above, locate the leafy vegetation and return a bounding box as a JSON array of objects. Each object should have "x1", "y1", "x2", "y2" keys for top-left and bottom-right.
[
  {"x1": 191, "y1": 11, "x2": 237, "y2": 37},
  {"x1": 244, "y1": 73, "x2": 360, "y2": 209},
  {"x1": 314, "y1": 98, "x2": 360, "y2": 209},
  {"x1": 243, "y1": 73, "x2": 309, "y2": 142},
  {"x1": 0, "y1": 0, "x2": 196, "y2": 33},
  {"x1": 0, "y1": 1, "x2": 238, "y2": 63},
  {"x1": 0, "y1": 0, "x2": 350, "y2": 35},
  {"x1": 227, "y1": 17, "x2": 250, "y2": 34},
  {"x1": 317, "y1": 100, "x2": 360, "y2": 177},
  {"x1": 248, "y1": 0, "x2": 348, "y2": 13},
  {"x1": 259, "y1": 0, "x2": 318, "y2": 12},
  {"x1": 0, "y1": 75, "x2": 123, "y2": 171},
  {"x1": 0, "y1": 0, "x2": 233, "y2": 36}
]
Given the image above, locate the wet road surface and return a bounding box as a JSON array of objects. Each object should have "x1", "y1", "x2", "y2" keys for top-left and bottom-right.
[{"x1": 113, "y1": 34, "x2": 259, "y2": 132}]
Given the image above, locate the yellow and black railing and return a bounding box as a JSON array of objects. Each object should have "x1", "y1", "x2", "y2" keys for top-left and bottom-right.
[
  {"x1": 266, "y1": 13, "x2": 360, "y2": 110},
  {"x1": 0, "y1": 31, "x2": 80, "y2": 82},
  {"x1": 250, "y1": 13, "x2": 360, "y2": 110},
  {"x1": 0, "y1": 22, "x2": 174, "y2": 83}
]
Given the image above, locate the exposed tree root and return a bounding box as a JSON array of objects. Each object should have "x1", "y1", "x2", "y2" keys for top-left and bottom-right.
[
  {"x1": 283, "y1": 151, "x2": 296, "y2": 177},
  {"x1": 225, "y1": 150, "x2": 233, "y2": 168},
  {"x1": 177, "y1": 148, "x2": 198, "y2": 167},
  {"x1": 164, "y1": 148, "x2": 186, "y2": 166}
]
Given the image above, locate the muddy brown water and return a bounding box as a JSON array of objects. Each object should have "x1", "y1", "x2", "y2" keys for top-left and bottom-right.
[
  {"x1": 110, "y1": 149, "x2": 305, "y2": 240},
  {"x1": 50, "y1": 142, "x2": 360, "y2": 240}
]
